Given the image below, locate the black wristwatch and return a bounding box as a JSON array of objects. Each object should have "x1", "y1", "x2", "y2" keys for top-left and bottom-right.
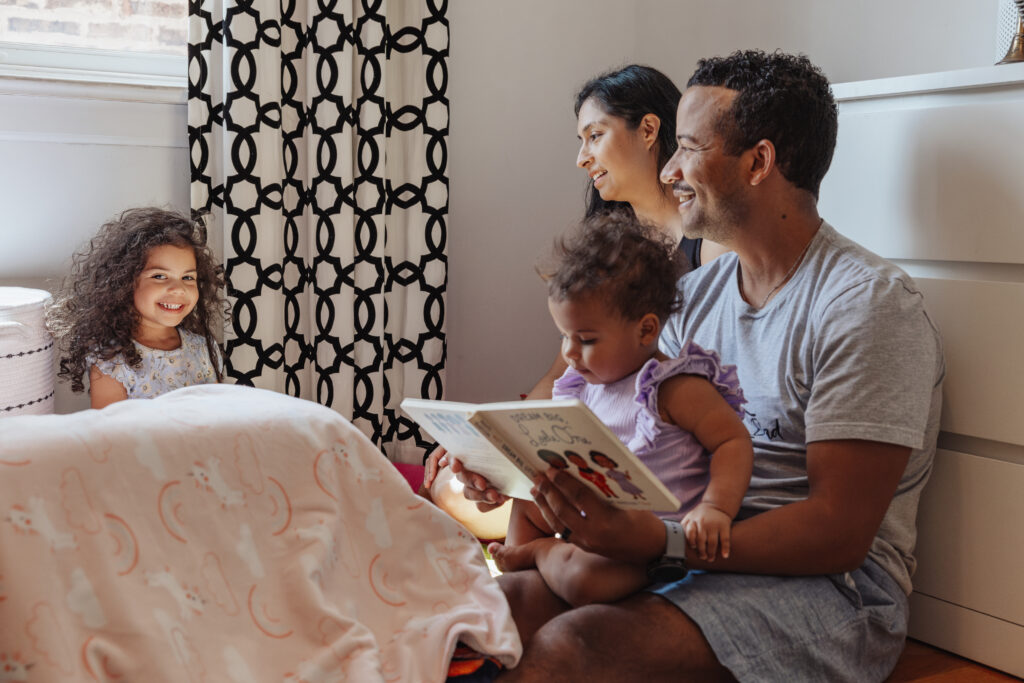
[{"x1": 646, "y1": 519, "x2": 689, "y2": 583}]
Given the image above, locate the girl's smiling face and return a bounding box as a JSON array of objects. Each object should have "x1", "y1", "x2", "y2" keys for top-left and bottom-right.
[{"x1": 133, "y1": 244, "x2": 199, "y2": 341}]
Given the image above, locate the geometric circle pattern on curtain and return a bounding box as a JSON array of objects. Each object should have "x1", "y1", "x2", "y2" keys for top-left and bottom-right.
[{"x1": 188, "y1": 0, "x2": 447, "y2": 460}]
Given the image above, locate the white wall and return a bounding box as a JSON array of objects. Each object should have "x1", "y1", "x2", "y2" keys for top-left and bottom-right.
[
  {"x1": 0, "y1": 0, "x2": 1005, "y2": 411},
  {"x1": 0, "y1": 80, "x2": 188, "y2": 412},
  {"x1": 446, "y1": 0, "x2": 1001, "y2": 402}
]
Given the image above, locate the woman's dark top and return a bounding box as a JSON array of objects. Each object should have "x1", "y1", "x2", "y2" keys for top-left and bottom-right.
[{"x1": 680, "y1": 237, "x2": 703, "y2": 270}]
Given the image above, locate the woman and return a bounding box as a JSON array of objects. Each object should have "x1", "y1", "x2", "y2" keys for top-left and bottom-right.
[
  {"x1": 536, "y1": 64, "x2": 729, "y2": 395},
  {"x1": 426, "y1": 65, "x2": 726, "y2": 501},
  {"x1": 574, "y1": 64, "x2": 727, "y2": 266}
]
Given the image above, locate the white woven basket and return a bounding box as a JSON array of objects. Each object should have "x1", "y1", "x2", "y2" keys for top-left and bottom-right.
[{"x1": 0, "y1": 287, "x2": 55, "y2": 416}]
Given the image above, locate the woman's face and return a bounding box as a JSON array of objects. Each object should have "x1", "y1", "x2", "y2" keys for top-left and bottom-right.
[{"x1": 576, "y1": 97, "x2": 658, "y2": 205}]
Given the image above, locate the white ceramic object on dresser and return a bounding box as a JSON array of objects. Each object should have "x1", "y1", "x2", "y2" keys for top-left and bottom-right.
[
  {"x1": 820, "y1": 64, "x2": 1024, "y2": 677},
  {"x1": 0, "y1": 287, "x2": 55, "y2": 416}
]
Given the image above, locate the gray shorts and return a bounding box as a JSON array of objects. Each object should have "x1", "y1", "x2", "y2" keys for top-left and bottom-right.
[{"x1": 648, "y1": 559, "x2": 907, "y2": 683}]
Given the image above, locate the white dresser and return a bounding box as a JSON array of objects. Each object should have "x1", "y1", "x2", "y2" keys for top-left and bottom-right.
[{"x1": 820, "y1": 62, "x2": 1024, "y2": 677}]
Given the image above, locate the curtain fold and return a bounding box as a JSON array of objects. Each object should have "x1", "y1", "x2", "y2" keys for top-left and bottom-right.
[{"x1": 188, "y1": 0, "x2": 448, "y2": 458}]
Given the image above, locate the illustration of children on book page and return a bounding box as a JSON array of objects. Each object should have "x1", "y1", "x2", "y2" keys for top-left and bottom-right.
[
  {"x1": 536, "y1": 449, "x2": 569, "y2": 471},
  {"x1": 588, "y1": 450, "x2": 646, "y2": 501},
  {"x1": 563, "y1": 450, "x2": 618, "y2": 499}
]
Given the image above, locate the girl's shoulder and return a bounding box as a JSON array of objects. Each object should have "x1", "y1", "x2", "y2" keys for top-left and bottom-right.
[
  {"x1": 636, "y1": 342, "x2": 747, "y2": 418},
  {"x1": 88, "y1": 346, "x2": 141, "y2": 395}
]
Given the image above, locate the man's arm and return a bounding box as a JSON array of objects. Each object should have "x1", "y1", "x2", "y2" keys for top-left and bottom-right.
[
  {"x1": 531, "y1": 438, "x2": 909, "y2": 575},
  {"x1": 687, "y1": 438, "x2": 909, "y2": 574}
]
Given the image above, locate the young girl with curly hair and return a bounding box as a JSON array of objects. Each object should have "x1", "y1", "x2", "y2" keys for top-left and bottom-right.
[
  {"x1": 486, "y1": 212, "x2": 753, "y2": 607},
  {"x1": 47, "y1": 208, "x2": 227, "y2": 409}
]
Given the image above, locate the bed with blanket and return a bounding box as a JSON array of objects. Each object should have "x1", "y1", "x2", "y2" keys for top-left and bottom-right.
[{"x1": 0, "y1": 384, "x2": 521, "y2": 682}]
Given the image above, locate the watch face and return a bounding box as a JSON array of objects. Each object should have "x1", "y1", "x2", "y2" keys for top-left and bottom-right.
[{"x1": 648, "y1": 561, "x2": 688, "y2": 584}]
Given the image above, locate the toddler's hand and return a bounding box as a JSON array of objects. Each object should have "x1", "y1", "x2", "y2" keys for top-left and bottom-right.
[{"x1": 681, "y1": 503, "x2": 733, "y2": 562}]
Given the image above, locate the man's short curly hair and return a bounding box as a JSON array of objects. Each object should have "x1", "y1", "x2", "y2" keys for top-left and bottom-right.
[
  {"x1": 47, "y1": 207, "x2": 226, "y2": 393},
  {"x1": 540, "y1": 211, "x2": 688, "y2": 323},
  {"x1": 687, "y1": 49, "x2": 838, "y2": 199}
]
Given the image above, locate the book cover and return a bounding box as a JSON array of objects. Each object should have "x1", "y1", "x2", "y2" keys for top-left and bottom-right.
[{"x1": 401, "y1": 397, "x2": 681, "y2": 512}]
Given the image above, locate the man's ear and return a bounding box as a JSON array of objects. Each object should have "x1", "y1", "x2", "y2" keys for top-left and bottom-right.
[
  {"x1": 638, "y1": 313, "x2": 661, "y2": 344},
  {"x1": 747, "y1": 139, "x2": 776, "y2": 186},
  {"x1": 639, "y1": 113, "x2": 661, "y2": 151}
]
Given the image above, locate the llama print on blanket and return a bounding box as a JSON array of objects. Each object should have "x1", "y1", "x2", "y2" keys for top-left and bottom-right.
[
  {"x1": 187, "y1": 457, "x2": 244, "y2": 508},
  {"x1": 0, "y1": 652, "x2": 34, "y2": 682},
  {"x1": 313, "y1": 440, "x2": 384, "y2": 501},
  {"x1": 145, "y1": 568, "x2": 206, "y2": 620},
  {"x1": 5, "y1": 498, "x2": 76, "y2": 551},
  {"x1": 297, "y1": 517, "x2": 362, "y2": 579}
]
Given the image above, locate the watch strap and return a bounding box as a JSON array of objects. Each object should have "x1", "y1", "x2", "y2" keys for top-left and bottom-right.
[{"x1": 662, "y1": 518, "x2": 687, "y2": 561}]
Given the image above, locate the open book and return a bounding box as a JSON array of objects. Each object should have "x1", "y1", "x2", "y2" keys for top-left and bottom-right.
[{"x1": 401, "y1": 397, "x2": 681, "y2": 513}]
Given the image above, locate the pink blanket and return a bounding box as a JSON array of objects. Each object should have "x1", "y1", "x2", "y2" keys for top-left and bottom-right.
[{"x1": 0, "y1": 385, "x2": 520, "y2": 682}]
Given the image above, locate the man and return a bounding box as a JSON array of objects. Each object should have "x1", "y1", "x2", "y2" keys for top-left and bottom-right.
[{"x1": 467, "y1": 50, "x2": 943, "y2": 682}]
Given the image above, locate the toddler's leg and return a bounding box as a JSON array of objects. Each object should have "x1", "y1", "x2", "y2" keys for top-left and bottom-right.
[
  {"x1": 488, "y1": 536, "x2": 556, "y2": 573},
  {"x1": 488, "y1": 499, "x2": 558, "y2": 573},
  {"x1": 534, "y1": 542, "x2": 649, "y2": 607},
  {"x1": 505, "y1": 498, "x2": 554, "y2": 545}
]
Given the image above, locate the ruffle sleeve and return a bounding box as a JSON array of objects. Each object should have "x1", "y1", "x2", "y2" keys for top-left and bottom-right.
[
  {"x1": 88, "y1": 352, "x2": 133, "y2": 394},
  {"x1": 551, "y1": 365, "x2": 588, "y2": 400},
  {"x1": 630, "y1": 341, "x2": 747, "y2": 455}
]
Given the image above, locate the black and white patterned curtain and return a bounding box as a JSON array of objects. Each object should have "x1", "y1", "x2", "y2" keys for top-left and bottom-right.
[{"x1": 188, "y1": 0, "x2": 447, "y2": 460}]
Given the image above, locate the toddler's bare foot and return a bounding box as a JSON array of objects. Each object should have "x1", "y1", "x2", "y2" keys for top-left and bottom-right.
[{"x1": 488, "y1": 540, "x2": 541, "y2": 573}]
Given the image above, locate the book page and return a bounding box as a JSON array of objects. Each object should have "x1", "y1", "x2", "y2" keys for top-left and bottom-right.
[{"x1": 472, "y1": 401, "x2": 681, "y2": 513}]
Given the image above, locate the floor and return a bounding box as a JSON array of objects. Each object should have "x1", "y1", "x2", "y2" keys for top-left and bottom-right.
[{"x1": 887, "y1": 640, "x2": 1020, "y2": 682}]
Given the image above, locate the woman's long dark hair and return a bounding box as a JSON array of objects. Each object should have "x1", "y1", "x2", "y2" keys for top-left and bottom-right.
[
  {"x1": 574, "y1": 65, "x2": 682, "y2": 218},
  {"x1": 47, "y1": 208, "x2": 227, "y2": 392}
]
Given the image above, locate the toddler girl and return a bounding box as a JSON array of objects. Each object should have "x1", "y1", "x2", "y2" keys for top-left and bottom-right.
[
  {"x1": 48, "y1": 208, "x2": 226, "y2": 409},
  {"x1": 488, "y1": 212, "x2": 753, "y2": 607}
]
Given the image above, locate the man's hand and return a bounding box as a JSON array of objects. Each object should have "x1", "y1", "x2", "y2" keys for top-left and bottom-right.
[
  {"x1": 425, "y1": 447, "x2": 509, "y2": 512},
  {"x1": 681, "y1": 502, "x2": 733, "y2": 561},
  {"x1": 531, "y1": 468, "x2": 665, "y2": 564},
  {"x1": 450, "y1": 458, "x2": 509, "y2": 512}
]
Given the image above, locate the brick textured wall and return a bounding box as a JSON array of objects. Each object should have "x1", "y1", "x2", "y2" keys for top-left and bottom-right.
[{"x1": 0, "y1": 0, "x2": 186, "y2": 55}]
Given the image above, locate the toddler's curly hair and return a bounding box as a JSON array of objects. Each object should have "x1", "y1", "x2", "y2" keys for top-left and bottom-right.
[
  {"x1": 540, "y1": 211, "x2": 688, "y2": 323},
  {"x1": 47, "y1": 207, "x2": 226, "y2": 393}
]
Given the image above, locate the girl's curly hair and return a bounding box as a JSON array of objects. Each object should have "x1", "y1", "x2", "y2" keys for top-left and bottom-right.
[
  {"x1": 539, "y1": 211, "x2": 688, "y2": 323},
  {"x1": 47, "y1": 207, "x2": 227, "y2": 393}
]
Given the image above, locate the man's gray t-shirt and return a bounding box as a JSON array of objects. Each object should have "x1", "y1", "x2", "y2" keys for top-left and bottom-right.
[{"x1": 660, "y1": 222, "x2": 944, "y2": 595}]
